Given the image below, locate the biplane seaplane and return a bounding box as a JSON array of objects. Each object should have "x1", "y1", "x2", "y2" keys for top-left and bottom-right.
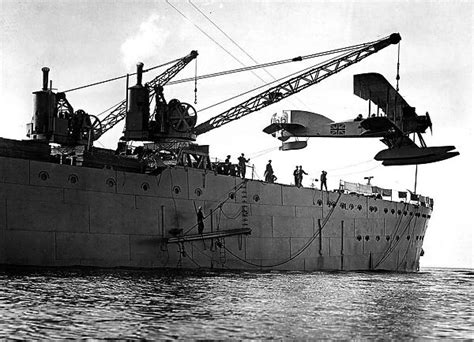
[{"x1": 263, "y1": 73, "x2": 459, "y2": 166}]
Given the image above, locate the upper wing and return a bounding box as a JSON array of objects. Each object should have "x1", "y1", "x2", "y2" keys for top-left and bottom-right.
[{"x1": 354, "y1": 73, "x2": 417, "y2": 119}]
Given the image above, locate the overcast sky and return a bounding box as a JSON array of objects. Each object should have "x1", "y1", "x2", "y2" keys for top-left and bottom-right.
[{"x1": 0, "y1": 0, "x2": 472, "y2": 268}]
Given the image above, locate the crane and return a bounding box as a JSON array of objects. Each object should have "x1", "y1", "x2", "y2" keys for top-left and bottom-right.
[
  {"x1": 92, "y1": 50, "x2": 198, "y2": 140},
  {"x1": 193, "y1": 33, "x2": 401, "y2": 136},
  {"x1": 26, "y1": 50, "x2": 198, "y2": 147}
]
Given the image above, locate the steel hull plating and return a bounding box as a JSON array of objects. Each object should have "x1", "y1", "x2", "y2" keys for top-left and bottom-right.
[{"x1": 0, "y1": 155, "x2": 430, "y2": 272}]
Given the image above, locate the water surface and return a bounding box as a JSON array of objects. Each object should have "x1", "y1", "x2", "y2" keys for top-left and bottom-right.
[{"x1": 0, "y1": 267, "x2": 472, "y2": 339}]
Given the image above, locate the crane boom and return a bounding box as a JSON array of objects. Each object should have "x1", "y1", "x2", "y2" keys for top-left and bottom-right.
[
  {"x1": 194, "y1": 33, "x2": 400, "y2": 136},
  {"x1": 93, "y1": 50, "x2": 198, "y2": 140}
]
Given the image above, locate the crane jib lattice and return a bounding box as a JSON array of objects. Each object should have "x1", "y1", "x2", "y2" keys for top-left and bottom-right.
[{"x1": 193, "y1": 33, "x2": 400, "y2": 135}]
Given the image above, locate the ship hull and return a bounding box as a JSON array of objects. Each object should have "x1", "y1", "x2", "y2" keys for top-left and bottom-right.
[{"x1": 0, "y1": 154, "x2": 430, "y2": 272}]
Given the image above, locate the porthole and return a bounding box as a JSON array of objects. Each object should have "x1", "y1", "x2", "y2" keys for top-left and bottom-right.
[
  {"x1": 374, "y1": 206, "x2": 378, "y2": 212},
  {"x1": 391, "y1": 209, "x2": 395, "y2": 214},
  {"x1": 195, "y1": 188, "x2": 202, "y2": 197},
  {"x1": 349, "y1": 203, "x2": 354, "y2": 210},
  {"x1": 397, "y1": 210, "x2": 402, "y2": 215},
  {"x1": 407, "y1": 235, "x2": 411, "y2": 240},
  {"x1": 357, "y1": 204, "x2": 363, "y2": 211},
  {"x1": 253, "y1": 194, "x2": 260, "y2": 202},
  {"x1": 376, "y1": 236, "x2": 380, "y2": 241},
  {"x1": 38, "y1": 171, "x2": 49, "y2": 181},
  {"x1": 396, "y1": 235, "x2": 400, "y2": 241},
  {"x1": 386, "y1": 235, "x2": 390, "y2": 241},
  {"x1": 422, "y1": 214, "x2": 427, "y2": 218},
  {"x1": 365, "y1": 235, "x2": 370, "y2": 241},
  {"x1": 173, "y1": 186, "x2": 181, "y2": 194},
  {"x1": 427, "y1": 215, "x2": 431, "y2": 219},
  {"x1": 340, "y1": 202, "x2": 346, "y2": 209},
  {"x1": 384, "y1": 208, "x2": 388, "y2": 214},
  {"x1": 229, "y1": 192, "x2": 235, "y2": 200},
  {"x1": 403, "y1": 211, "x2": 407, "y2": 216},
  {"x1": 410, "y1": 212, "x2": 413, "y2": 216},
  {"x1": 68, "y1": 174, "x2": 78, "y2": 184},
  {"x1": 317, "y1": 199, "x2": 323, "y2": 206},
  {"x1": 356, "y1": 235, "x2": 362, "y2": 241},
  {"x1": 141, "y1": 182, "x2": 150, "y2": 191},
  {"x1": 106, "y1": 178, "x2": 116, "y2": 187},
  {"x1": 416, "y1": 236, "x2": 419, "y2": 240}
]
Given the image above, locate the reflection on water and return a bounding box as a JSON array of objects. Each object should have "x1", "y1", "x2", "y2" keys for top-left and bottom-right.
[{"x1": 0, "y1": 268, "x2": 472, "y2": 339}]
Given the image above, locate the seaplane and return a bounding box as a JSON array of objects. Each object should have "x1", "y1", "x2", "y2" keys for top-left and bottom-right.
[{"x1": 263, "y1": 73, "x2": 459, "y2": 166}]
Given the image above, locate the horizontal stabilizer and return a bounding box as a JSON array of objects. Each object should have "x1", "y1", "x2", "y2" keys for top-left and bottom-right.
[{"x1": 263, "y1": 122, "x2": 305, "y2": 134}]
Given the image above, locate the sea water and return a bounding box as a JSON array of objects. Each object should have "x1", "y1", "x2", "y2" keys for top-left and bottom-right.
[{"x1": 0, "y1": 267, "x2": 472, "y2": 339}]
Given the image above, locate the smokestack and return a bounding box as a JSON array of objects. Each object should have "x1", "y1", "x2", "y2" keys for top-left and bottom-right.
[
  {"x1": 136, "y1": 62, "x2": 144, "y2": 86},
  {"x1": 41, "y1": 67, "x2": 50, "y2": 91}
]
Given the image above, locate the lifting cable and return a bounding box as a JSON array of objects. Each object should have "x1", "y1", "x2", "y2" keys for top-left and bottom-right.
[{"x1": 396, "y1": 42, "x2": 401, "y2": 91}]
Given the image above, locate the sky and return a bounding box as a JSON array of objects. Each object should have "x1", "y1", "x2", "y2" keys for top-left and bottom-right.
[{"x1": 0, "y1": 0, "x2": 472, "y2": 268}]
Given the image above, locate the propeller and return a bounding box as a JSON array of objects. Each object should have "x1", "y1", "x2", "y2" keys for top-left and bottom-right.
[{"x1": 426, "y1": 112, "x2": 432, "y2": 135}]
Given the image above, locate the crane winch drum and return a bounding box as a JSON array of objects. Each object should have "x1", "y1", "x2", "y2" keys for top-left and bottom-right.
[
  {"x1": 27, "y1": 67, "x2": 56, "y2": 140},
  {"x1": 125, "y1": 62, "x2": 150, "y2": 140}
]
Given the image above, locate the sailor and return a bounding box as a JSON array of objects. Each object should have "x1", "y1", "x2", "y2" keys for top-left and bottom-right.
[
  {"x1": 264, "y1": 160, "x2": 274, "y2": 183},
  {"x1": 197, "y1": 206, "x2": 204, "y2": 234},
  {"x1": 293, "y1": 166, "x2": 299, "y2": 186},
  {"x1": 354, "y1": 114, "x2": 363, "y2": 121},
  {"x1": 320, "y1": 170, "x2": 328, "y2": 191},
  {"x1": 298, "y1": 166, "x2": 308, "y2": 187},
  {"x1": 238, "y1": 153, "x2": 250, "y2": 178},
  {"x1": 224, "y1": 155, "x2": 231, "y2": 175}
]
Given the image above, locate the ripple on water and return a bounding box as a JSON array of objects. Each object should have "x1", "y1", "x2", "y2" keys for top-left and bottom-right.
[{"x1": 0, "y1": 267, "x2": 472, "y2": 339}]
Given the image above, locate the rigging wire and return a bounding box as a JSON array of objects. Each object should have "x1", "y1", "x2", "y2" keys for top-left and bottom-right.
[
  {"x1": 196, "y1": 47, "x2": 360, "y2": 113},
  {"x1": 167, "y1": 41, "x2": 378, "y2": 86},
  {"x1": 61, "y1": 58, "x2": 180, "y2": 93},
  {"x1": 166, "y1": 0, "x2": 268, "y2": 84},
  {"x1": 187, "y1": 0, "x2": 310, "y2": 110},
  {"x1": 330, "y1": 163, "x2": 382, "y2": 178}
]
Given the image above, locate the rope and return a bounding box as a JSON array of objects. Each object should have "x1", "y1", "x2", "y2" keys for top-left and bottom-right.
[
  {"x1": 223, "y1": 191, "x2": 343, "y2": 268},
  {"x1": 373, "y1": 203, "x2": 415, "y2": 269},
  {"x1": 219, "y1": 206, "x2": 242, "y2": 220},
  {"x1": 181, "y1": 180, "x2": 247, "y2": 236}
]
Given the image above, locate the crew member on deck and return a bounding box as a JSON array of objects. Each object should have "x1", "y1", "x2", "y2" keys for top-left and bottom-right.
[
  {"x1": 224, "y1": 155, "x2": 231, "y2": 175},
  {"x1": 320, "y1": 170, "x2": 328, "y2": 191},
  {"x1": 197, "y1": 206, "x2": 204, "y2": 234},
  {"x1": 238, "y1": 153, "x2": 250, "y2": 179},
  {"x1": 298, "y1": 165, "x2": 308, "y2": 187},
  {"x1": 293, "y1": 166, "x2": 299, "y2": 186},
  {"x1": 264, "y1": 160, "x2": 274, "y2": 183}
]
